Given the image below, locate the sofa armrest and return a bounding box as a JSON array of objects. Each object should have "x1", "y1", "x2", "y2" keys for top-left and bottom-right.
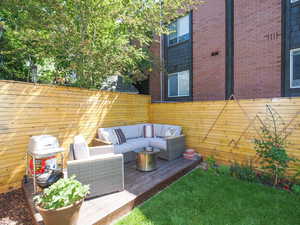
[
  {"x1": 67, "y1": 153, "x2": 122, "y2": 166},
  {"x1": 164, "y1": 135, "x2": 185, "y2": 141},
  {"x1": 94, "y1": 138, "x2": 112, "y2": 145},
  {"x1": 159, "y1": 135, "x2": 185, "y2": 161}
]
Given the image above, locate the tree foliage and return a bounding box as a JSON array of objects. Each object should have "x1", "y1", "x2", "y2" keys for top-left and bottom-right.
[{"x1": 0, "y1": 0, "x2": 200, "y2": 88}]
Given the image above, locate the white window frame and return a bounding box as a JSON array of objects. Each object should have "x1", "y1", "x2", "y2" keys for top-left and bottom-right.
[
  {"x1": 290, "y1": 48, "x2": 300, "y2": 88},
  {"x1": 168, "y1": 70, "x2": 190, "y2": 97},
  {"x1": 168, "y1": 14, "x2": 190, "y2": 46}
]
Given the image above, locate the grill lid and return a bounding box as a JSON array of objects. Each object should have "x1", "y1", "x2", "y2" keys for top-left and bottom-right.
[{"x1": 28, "y1": 135, "x2": 64, "y2": 157}]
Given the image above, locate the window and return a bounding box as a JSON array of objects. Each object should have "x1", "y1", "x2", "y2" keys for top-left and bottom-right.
[
  {"x1": 291, "y1": 0, "x2": 299, "y2": 3},
  {"x1": 168, "y1": 14, "x2": 190, "y2": 46},
  {"x1": 290, "y1": 48, "x2": 300, "y2": 88},
  {"x1": 168, "y1": 70, "x2": 190, "y2": 97}
]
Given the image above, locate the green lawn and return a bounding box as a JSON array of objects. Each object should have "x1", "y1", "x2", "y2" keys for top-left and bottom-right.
[{"x1": 116, "y1": 169, "x2": 300, "y2": 225}]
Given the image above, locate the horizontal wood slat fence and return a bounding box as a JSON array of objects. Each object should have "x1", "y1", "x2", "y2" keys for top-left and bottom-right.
[
  {"x1": 0, "y1": 80, "x2": 150, "y2": 194},
  {"x1": 1, "y1": 79, "x2": 300, "y2": 194},
  {"x1": 150, "y1": 98, "x2": 300, "y2": 173}
]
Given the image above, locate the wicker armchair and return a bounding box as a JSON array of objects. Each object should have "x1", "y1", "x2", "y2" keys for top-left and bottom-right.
[{"x1": 67, "y1": 141, "x2": 124, "y2": 198}]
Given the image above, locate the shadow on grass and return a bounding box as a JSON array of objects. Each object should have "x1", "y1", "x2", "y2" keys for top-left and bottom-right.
[{"x1": 116, "y1": 169, "x2": 300, "y2": 225}]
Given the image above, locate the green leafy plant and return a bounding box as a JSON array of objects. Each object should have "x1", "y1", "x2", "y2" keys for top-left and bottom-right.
[
  {"x1": 217, "y1": 165, "x2": 231, "y2": 176},
  {"x1": 205, "y1": 155, "x2": 218, "y2": 174},
  {"x1": 290, "y1": 164, "x2": 300, "y2": 185},
  {"x1": 292, "y1": 184, "x2": 300, "y2": 195},
  {"x1": 230, "y1": 162, "x2": 258, "y2": 183},
  {"x1": 34, "y1": 176, "x2": 89, "y2": 210},
  {"x1": 257, "y1": 172, "x2": 273, "y2": 186},
  {"x1": 254, "y1": 105, "x2": 297, "y2": 186}
]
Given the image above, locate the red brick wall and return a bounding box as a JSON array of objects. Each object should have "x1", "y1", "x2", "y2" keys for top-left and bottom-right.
[
  {"x1": 149, "y1": 0, "x2": 283, "y2": 101},
  {"x1": 192, "y1": 0, "x2": 226, "y2": 101},
  {"x1": 234, "y1": 0, "x2": 282, "y2": 99},
  {"x1": 149, "y1": 37, "x2": 162, "y2": 102}
]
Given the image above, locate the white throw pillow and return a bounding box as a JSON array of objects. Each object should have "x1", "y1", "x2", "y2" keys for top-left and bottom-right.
[
  {"x1": 144, "y1": 124, "x2": 154, "y2": 138},
  {"x1": 165, "y1": 127, "x2": 177, "y2": 137},
  {"x1": 73, "y1": 135, "x2": 90, "y2": 160}
]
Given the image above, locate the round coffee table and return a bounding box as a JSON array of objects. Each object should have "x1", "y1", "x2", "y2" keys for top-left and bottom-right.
[{"x1": 136, "y1": 147, "x2": 160, "y2": 172}]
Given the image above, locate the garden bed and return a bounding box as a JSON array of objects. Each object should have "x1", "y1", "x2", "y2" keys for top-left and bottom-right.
[{"x1": 0, "y1": 189, "x2": 33, "y2": 225}]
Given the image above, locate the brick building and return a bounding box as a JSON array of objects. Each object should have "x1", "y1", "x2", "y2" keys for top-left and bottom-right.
[{"x1": 149, "y1": 0, "x2": 300, "y2": 102}]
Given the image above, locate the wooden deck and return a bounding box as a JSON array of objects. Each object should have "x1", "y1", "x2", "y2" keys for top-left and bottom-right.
[{"x1": 23, "y1": 156, "x2": 201, "y2": 225}]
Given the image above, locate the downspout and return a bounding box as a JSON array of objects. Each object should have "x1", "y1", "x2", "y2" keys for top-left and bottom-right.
[
  {"x1": 160, "y1": 0, "x2": 164, "y2": 102},
  {"x1": 160, "y1": 35, "x2": 163, "y2": 102}
]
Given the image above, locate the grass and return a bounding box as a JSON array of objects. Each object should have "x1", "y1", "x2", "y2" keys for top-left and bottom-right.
[{"x1": 116, "y1": 169, "x2": 300, "y2": 225}]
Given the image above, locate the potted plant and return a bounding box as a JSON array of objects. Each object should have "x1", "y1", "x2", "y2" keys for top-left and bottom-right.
[{"x1": 34, "y1": 176, "x2": 89, "y2": 225}]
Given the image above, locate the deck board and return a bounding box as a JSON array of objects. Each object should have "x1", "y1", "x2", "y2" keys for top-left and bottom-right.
[{"x1": 23, "y1": 156, "x2": 201, "y2": 225}]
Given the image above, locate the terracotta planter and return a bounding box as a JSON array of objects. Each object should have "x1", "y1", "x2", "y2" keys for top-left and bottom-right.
[{"x1": 36, "y1": 200, "x2": 83, "y2": 225}]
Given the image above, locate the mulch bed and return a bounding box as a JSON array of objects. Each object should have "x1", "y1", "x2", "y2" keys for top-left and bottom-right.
[{"x1": 0, "y1": 189, "x2": 34, "y2": 225}]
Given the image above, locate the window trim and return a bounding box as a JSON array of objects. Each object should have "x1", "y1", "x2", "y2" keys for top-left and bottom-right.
[
  {"x1": 167, "y1": 70, "x2": 190, "y2": 97},
  {"x1": 290, "y1": 48, "x2": 300, "y2": 89}
]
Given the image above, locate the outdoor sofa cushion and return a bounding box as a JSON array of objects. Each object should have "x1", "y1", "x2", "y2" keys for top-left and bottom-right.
[
  {"x1": 146, "y1": 138, "x2": 167, "y2": 150},
  {"x1": 163, "y1": 125, "x2": 182, "y2": 137},
  {"x1": 143, "y1": 124, "x2": 154, "y2": 138},
  {"x1": 73, "y1": 135, "x2": 90, "y2": 160},
  {"x1": 114, "y1": 138, "x2": 149, "y2": 154},
  {"x1": 113, "y1": 128, "x2": 126, "y2": 144},
  {"x1": 113, "y1": 137, "x2": 167, "y2": 154},
  {"x1": 98, "y1": 123, "x2": 181, "y2": 154},
  {"x1": 120, "y1": 124, "x2": 143, "y2": 139}
]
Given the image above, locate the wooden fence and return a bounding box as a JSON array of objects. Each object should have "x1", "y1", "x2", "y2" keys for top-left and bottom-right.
[
  {"x1": 0, "y1": 80, "x2": 150, "y2": 194},
  {"x1": 150, "y1": 98, "x2": 300, "y2": 172},
  {"x1": 2, "y1": 80, "x2": 300, "y2": 194}
]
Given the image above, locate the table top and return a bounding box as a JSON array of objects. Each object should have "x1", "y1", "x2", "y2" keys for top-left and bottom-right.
[{"x1": 135, "y1": 147, "x2": 161, "y2": 154}]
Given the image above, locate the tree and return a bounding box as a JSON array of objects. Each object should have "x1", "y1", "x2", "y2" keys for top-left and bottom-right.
[{"x1": 0, "y1": 0, "x2": 200, "y2": 88}]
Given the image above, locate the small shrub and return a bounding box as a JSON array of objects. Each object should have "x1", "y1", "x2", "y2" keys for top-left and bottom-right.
[
  {"x1": 205, "y1": 155, "x2": 218, "y2": 174},
  {"x1": 217, "y1": 165, "x2": 231, "y2": 176},
  {"x1": 34, "y1": 176, "x2": 89, "y2": 210},
  {"x1": 230, "y1": 162, "x2": 258, "y2": 183},
  {"x1": 292, "y1": 184, "x2": 300, "y2": 195},
  {"x1": 290, "y1": 164, "x2": 300, "y2": 184},
  {"x1": 254, "y1": 105, "x2": 297, "y2": 186},
  {"x1": 257, "y1": 172, "x2": 273, "y2": 186}
]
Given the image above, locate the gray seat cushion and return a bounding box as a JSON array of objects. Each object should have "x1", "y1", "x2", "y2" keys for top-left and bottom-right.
[
  {"x1": 120, "y1": 125, "x2": 143, "y2": 140},
  {"x1": 114, "y1": 138, "x2": 149, "y2": 154},
  {"x1": 114, "y1": 142, "x2": 134, "y2": 154},
  {"x1": 153, "y1": 124, "x2": 165, "y2": 137},
  {"x1": 146, "y1": 138, "x2": 167, "y2": 150},
  {"x1": 127, "y1": 138, "x2": 149, "y2": 149}
]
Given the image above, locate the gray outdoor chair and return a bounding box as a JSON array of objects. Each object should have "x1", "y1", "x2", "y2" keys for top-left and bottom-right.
[{"x1": 67, "y1": 136, "x2": 124, "y2": 198}]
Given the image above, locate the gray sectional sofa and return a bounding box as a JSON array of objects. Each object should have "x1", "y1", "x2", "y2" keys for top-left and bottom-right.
[{"x1": 96, "y1": 123, "x2": 185, "y2": 162}]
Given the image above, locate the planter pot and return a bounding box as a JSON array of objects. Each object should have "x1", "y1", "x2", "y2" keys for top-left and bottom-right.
[{"x1": 36, "y1": 200, "x2": 83, "y2": 225}]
